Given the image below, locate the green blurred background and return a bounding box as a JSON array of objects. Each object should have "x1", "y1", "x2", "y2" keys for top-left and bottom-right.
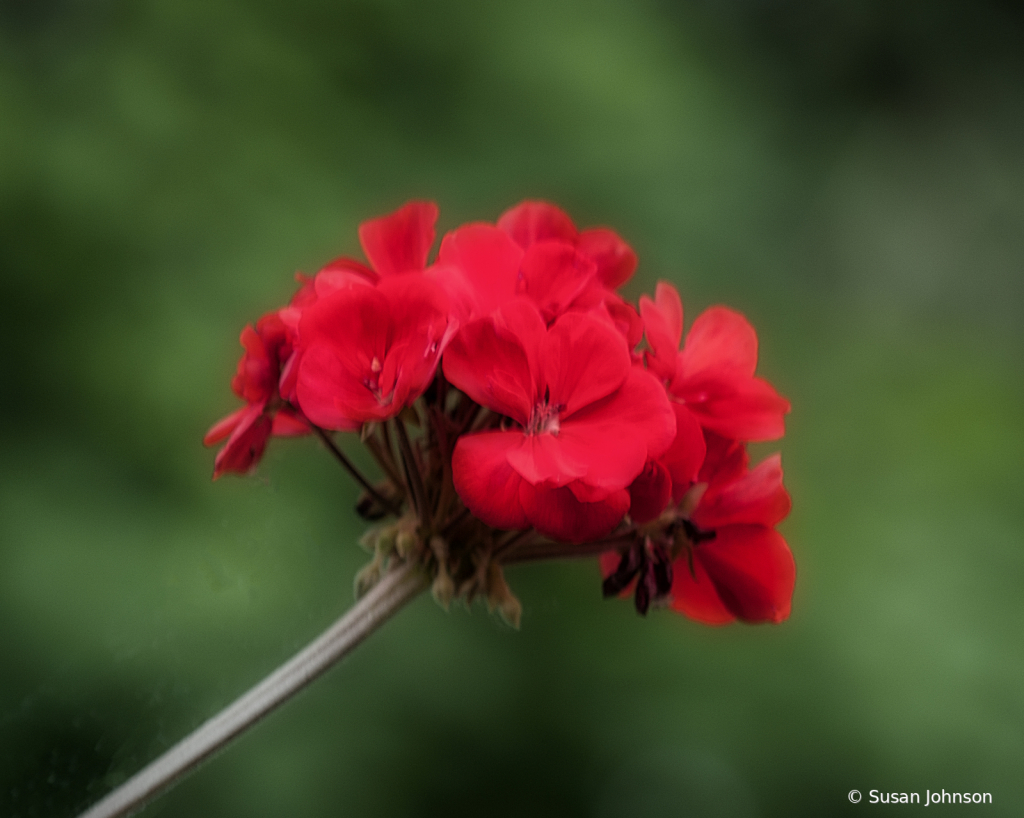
[{"x1": 2, "y1": 0, "x2": 1022, "y2": 815}]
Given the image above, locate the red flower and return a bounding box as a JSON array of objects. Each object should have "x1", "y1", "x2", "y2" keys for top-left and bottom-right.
[
  {"x1": 497, "y1": 200, "x2": 637, "y2": 289},
  {"x1": 297, "y1": 200, "x2": 439, "y2": 301},
  {"x1": 434, "y1": 223, "x2": 600, "y2": 324},
  {"x1": 626, "y1": 403, "x2": 706, "y2": 523},
  {"x1": 295, "y1": 275, "x2": 454, "y2": 429},
  {"x1": 203, "y1": 311, "x2": 308, "y2": 479},
  {"x1": 430, "y1": 202, "x2": 640, "y2": 336},
  {"x1": 432, "y1": 223, "x2": 525, "y2": 318},
  {"x1": 204, "y1": 199, "x2": 797, "y2": 631},
  {"x1": 670, "y1": 441, "x2": 794, "y2": 624},
  {"x1": 359, "y1": 200, "x2": 439, "y2": 278},
  {"x1": 444, "y1": 301, "x2": 676, "y2": 542},
  {"x1": 641, "y1": 281, "x2": 790, "y2": 441},
  {"x1": 603, "y1": 437, "x2": 793, "y2": 622},
  {"x1": 314, "y1": 200, "x2": 439, "y2": 289}
]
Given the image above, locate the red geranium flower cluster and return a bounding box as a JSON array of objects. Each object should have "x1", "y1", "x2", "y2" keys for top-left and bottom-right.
[{"x1": 206, "y1": 200, "x2": 795, "y2": 626}]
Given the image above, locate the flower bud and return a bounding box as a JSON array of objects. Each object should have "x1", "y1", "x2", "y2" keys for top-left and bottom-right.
[
  {"x1": 486, "y1": 562, "x2": 522, "y2": 630},
  {"x1": 395, "y1": 529, "x2": 417, "y2": 559},
  {"x1": 358, "y1": 528, "x2": 379, "y2": 553},
  {"x1": 431, "y1": 563, "x2": 455, "y2": 611},
  {"x1": 428, "y1": 535, "x2": 448, "y2": 563},
  {"x1": 498, "y1": 593, "x2": 522, "y2": 630},
  {"x1": 375, "y1": 527, "x2": 397, "y2": 556}
]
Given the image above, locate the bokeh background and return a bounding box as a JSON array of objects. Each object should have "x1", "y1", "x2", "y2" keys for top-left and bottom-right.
[{"x1": 2, "y1": 0, "x2": 1022, "y2": 815}]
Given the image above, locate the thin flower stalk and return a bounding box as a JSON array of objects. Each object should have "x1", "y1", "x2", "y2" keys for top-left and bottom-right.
[
  {"x1": 77, "y1": 562, "x2": 427, "y2": 818},
  {"x1": 393, "y1": 418, "x2": 428, "y2": 521},
  {"x1": 311, "y1": 425, "x2": 402, "y2": 516},
  {"x1": 364, "y1": 426, "x2": 405, "y2": 493}
]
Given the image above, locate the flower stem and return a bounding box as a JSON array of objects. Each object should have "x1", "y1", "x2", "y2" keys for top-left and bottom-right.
[
  {"x1": 364, "y1": 429, "x2": 404, "y2": 492},
  {"x1": 492, "y1": 528, "x2": 537, "y2": 560},
  {"x1": 76, "y1": 562, "x2": 428, "y2": 818},
  {"x1": 502, "y1": 533, "x2": 634, "y2": 564},
  {"x1": 312, "y1": 425, "x2": 402, "y2": 516},
  {"x1": 393, "y1": 419, "x2": 428, "y2": 523}
]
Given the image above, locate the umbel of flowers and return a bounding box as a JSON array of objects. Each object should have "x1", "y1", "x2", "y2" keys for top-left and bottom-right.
[{"x1": 206, "y1": 201, "x2": 795, "y2": 625}]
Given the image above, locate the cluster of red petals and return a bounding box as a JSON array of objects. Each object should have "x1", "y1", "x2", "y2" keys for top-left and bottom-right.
[
  {"x1": 206, "y1": 199, "x2": 795, "y2": 625},
  {"x1": 293, "y1": 201, "x2": 457, "y2": 430},
  {"x1": 641, "y1": 282, "x2": 790, "y2": 442},
  {"x1": 205, "y1": 201, "x2": 448, "y2": 472},
  {"x1": 203, "y1": 302, "x2": 310, "y2": 480},
  {"x1": 444, "y1": 301, "x2": 674, "y2": 543},
  {"x1": 671, "y1": 435, "x2": 794, "y2": 624},
  {"x1": 296, "y1": 275, "x2": 452, "y2": 429},
  {"x1": 430, "y1": 201, "x2": 643, "y2": 345},
  {"x1": 599, "y1": 279, "x2": 794, "y2": 623}
]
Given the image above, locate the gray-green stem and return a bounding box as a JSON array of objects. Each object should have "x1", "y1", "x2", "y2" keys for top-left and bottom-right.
[{"x1": 76, "y1": 561, "x2": 428, "y2": 818}]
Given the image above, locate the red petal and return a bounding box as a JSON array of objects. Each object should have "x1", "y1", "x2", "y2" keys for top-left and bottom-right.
[
  {"x1": 519, "y1": 482, "x2": 629, "y2": 543},
  {"x1": 278, "y1": 348, "x2": 300, "y2": 403},
  {"x1": 211, "y1": 404, "x2": 273, "y2": 480},
  {"x1": 601, "y1": 294, "x2": 644, "y2": 351},
  {"x1": 497, "y1": 200, "x2": 577, "y2": 248},
  {"x1": 295, "y1": 342, "x2": 377, "y2": 428},
  {"x1": 318, "y1": 256, "x2": 377, "y2": 281},
  {"x1": 678, "y1": 306, "x2": 759, "y2": 382},
  {"x1": 694, "y1": 526, "x2": 795, "y2": 623},
  {"x1": 313, "y1": 260, "x2": 379, "y2": 297},
  {"x1": 541, "y1": 312, "x2": 630, "y2": 418},
  {"x1": 437, "y1": 224, "x2": 523, "y2": 316},
  {"x1": 451, "y1": 431, "x2": 530, "y2": 530},
  {"x1": 577, "y1": 227, "x2": 637, "y2": 288},
  {"x1": 271, "y1": 409, "x2": 309, "y2": 437},
  {"x1": 694, "y1": 453, "x2": 791, "y2": 529},
  {"x1": 231, "y1": 325, "x2": 275, "y2": 403},
  {"x1": 599, "y1": 550, "x2": 621, "y2": 579},
  {"x1": 660, "y1": 403, "x2": 707, "y2": 501},
  {"x1": 295, "y1": 287, "x2": 390, "y2": 428},
  {"x1": 254, "y1": 312, "x2": 289, "y2": 350},
  {"x1": 377, "y1": 276, "x2": 452, "y2": 403},
  {"x1": 628, "y1": 460, "x2": 672, "y2": 524},
  {"x1": 423, "y1": 263, "x2": 478, "y2": 325},
  {"x1": 699, "y1": 433, "x2": 748, "y2": 484},
  {"x1": 669, "y1": 552, "x2": 736, "y2": 625},
  {"x1": 640, "y1": 283, "x2": 683, "y2": 383},
  {"x1": 358, "y1": 201, "x2": 438, "y2": 277},
  {"x1": 204, "y1": 405, "x2": 248, "y2": 446},
  {"x1": 296, "y1": 277, "x2": 450, "y2": 427},
  {"x1": 682, "y1": 375, "x2": 790, "y2": 441},
  {"x1": 506, "y1": 433, "x2": 587, "y2": 486},
  {"x1": 519, "y1": 240, "x2": 597, "y2": 321},
  {"x1": 555, "y1": 367, "x2": 676, "y2": 492},
  {"x1": 299, "y1": 284, "x2": 389, "y2": 359},
  {"x1": 654, "y1": 282, "x2": 684, "y2": 343},
  {"x1": 494, "y1": 298, "x2": 547, "y2": 377},
  {"x1": 443, "y1": 314, "x2": 535, "y2": 424},
  {"x1": 566, "y1": 480, "x2": 621, "y2": 503},
  {"x1": 289, "y1": 273, "x2": 320, "y2": 309}
]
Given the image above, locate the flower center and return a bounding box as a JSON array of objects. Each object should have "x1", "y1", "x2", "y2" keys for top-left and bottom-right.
[
  {"x1": 526, "y1": 396, "x2": 561, "y2": 436},
  {"x1": 362, "y1": 356, "x2": 395, "y2": 406}
]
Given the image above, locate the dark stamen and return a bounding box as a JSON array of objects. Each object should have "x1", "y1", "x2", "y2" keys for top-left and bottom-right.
[
  {"x1": 682, "y1": 519, "x2": 717, "y2": 544},
  {"x1": 602, "y1": 542, "x2": 643, "y2": 597}
]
